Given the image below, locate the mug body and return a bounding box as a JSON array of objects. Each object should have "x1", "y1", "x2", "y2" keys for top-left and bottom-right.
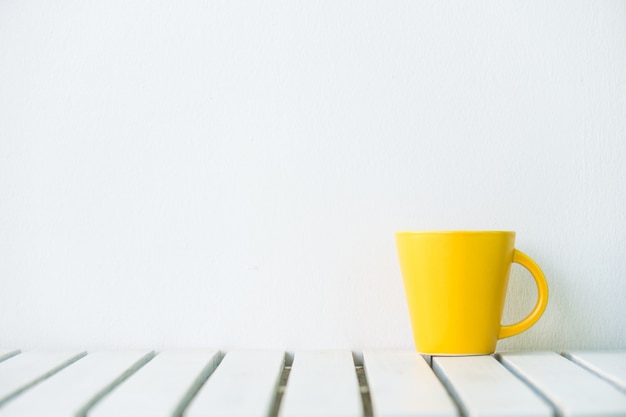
[{"x1": 395, "y1": 231, "x2": 516, "y2": 355}]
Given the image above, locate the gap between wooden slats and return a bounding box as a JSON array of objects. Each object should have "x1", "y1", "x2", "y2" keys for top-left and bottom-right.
[
  {"x1": 0, "y1": 351, "x2": 20, "y2": 364},
  {"x1": 0, "y1": 350, "x2": 154, "y2": 417},
  {"x1": 433, "y1": 355, "x2": 552, "y2": 417},
  {"x1": 0, "y1": 351, "x2": 86, "y2": 408},
  {"x1": 185, "y1": 350, "x2": 285, "y2": 417},
  {"x1": 88, "y1": 349, "x2": 221, "y2": 417},
  {"x1": 355, "y1": 363, "x2": 373, "y2": 417},
  {"x1": 498, "y1": 351, "x2": 626, "y2": 417},
  {"x1": 278, "y1": 350, "x2": 362, "y2": 417},
  {"x1": 564, "y1": 351, "x2": 626, "y2": 393},
  {"x1": 363, "y1": 350, "x2": 458, "y2": 417},
  {"x1": 270, "y1": 363, "x2": 292, "y2": 417}
]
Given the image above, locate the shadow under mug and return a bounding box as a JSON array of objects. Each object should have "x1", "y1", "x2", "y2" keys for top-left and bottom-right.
[{"x1": 395, "y1": 231, "x2": 548, "y2": 355}]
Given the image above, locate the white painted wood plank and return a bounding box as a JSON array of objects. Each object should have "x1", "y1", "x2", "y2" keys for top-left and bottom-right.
[
  {"x1": 0, "y1": 351, "x2": 20, "y2": 364},
  {"x1": 88, "y1": 349, "x2": 220, "y2": 417},
  {"x1": 565, "y1": 351, "x2": 626, "y2": 392},
  {"x1": 0, "y1": 350, "x2": 154, "y2": 417},
  {"x1": 499, "y1": 351, "x2": 626, "y2": 417},
  {"x1": 279, "y1": 350, "x2": 362, "y2": 417},
  {"x1": 185, "y1": 350, "x2": 284, "y2": 417},
  {"x1": 433, "y1": 355, "x2": 552, "y2": 417},
  {"x1": 363, "y1": 350, "x2": 458, "y2": 417},
  {"x1": 0, "y1": 351, "x2": 86, "y2": 407}
]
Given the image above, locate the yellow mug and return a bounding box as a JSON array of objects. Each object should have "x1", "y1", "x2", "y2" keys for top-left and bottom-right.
[{"x1": 395, "y1": 231, "x2": 548, "y2": 355}]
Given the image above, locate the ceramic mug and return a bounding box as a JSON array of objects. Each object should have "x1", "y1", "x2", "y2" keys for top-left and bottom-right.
[{"x1": 395, "y1": 231, "x2": 548, "y2": 355}]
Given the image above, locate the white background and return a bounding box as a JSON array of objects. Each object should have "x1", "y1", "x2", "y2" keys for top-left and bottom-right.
[{"x1": 1, "y1": 1, "x2": 625, "y2": 351}]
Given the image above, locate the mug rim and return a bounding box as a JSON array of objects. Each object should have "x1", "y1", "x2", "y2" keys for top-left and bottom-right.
[{"x1": 395, "y1": 230, "x2": 515, "y2": 236}]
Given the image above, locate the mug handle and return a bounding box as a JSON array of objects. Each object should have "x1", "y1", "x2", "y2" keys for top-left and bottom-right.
[{"x1": 498, "y1": 249, "x2": 549, "y2": 339}]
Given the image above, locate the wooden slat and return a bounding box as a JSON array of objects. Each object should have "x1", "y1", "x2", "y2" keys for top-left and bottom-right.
[
  {"x1": 0, "y1": 351, "x2": 20, "y2": 364},
  {"x1": 0, "y1": 351, "x2": 86, "y2": 407},
  {"x1": 88, "y1": 349, "x2": 220, "y2": 417},
  {"x1": 433, "y1": 355, "x2": 552, "y2": 417},
  {"x1": 499, "y1": 351, "x2": 626, "y2": 417},
  {"x1": 185, "y1": 350, "x2": 284, "y2": 417},
  {"x1": 0, "y1": 350, "x2": 154, "y2": 417},
  {"x1": 363, "y1": 350, "x2": 458, "y2": 417},
  {"x1": 565, "y1": 351, "x2": 626, "y2": 392},
  {"x1": 279, "y1": 350, "x2": 362, "y2": 417}
]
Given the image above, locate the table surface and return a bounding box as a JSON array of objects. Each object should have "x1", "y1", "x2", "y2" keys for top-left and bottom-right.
[{"x1": 0, "y1": 348, "x2": 625, "y2": 417}]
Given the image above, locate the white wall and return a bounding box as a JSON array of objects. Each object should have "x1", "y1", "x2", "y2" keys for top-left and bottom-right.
[{"x1": 1, "y1": 0, "x2": 625, "y2": 351}]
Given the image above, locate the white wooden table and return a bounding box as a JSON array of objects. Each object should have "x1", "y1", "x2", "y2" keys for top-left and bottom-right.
[{"x1": 0, "y1": 349, "x2": 625, "y2": 417}]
